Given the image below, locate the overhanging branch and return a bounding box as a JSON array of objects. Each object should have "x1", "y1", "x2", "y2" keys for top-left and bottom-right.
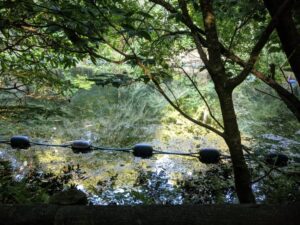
[
  {"x1": 178, "y1": 66, "x2": 224, "y2": 129},
  {"x1": 227, "y1": 0, "x2": 292, "y2": 88},
  {"x1": 137, "y1": 60, "x2": 224, "y2": 137}
]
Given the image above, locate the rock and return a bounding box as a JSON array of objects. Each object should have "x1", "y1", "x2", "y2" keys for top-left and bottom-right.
[{"x1": 49, "y1": 189, "x2": 88, "y2": 205}]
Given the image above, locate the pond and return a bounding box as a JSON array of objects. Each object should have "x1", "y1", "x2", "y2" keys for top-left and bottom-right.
[{"x1": 0, "y1": 83, "x2": 299, "y2": 204}]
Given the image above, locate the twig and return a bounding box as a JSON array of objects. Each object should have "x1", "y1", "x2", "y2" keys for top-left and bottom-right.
[
  {"x1": 163, "y1": 82, "x2": 180, "y2": 107},
  {"x1": 179, "y1": 66, "x2": 224, "y2": 129},
  {"x1": 251, "y1": 167, "x2": 275, "y2": 184},
  {"x1": 254, "y1": 88, "x2": 281, "y2": 100},
  {"x1": 279, "y1": 67, "x2": 294, "y2": 94},
  {"x1": 138, "y1": 63, "x2": 224, "y2": 137},
  {"x1": 228, "y1": 0, "x2": 291, "y2": 88}
]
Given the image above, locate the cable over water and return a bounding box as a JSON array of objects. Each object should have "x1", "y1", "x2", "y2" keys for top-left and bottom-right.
[
  {"x1": 0, "y1": 135, "x2": 291, "y2": 167},
  {"x1": 30, "y1": 142, "x2": 71, "y2": 148},
  {"x1": 153, "y1": 149, "x2": 199, "y2": 158},
  {"x1": 92, "y1": 146, "x2": 132, "y2": 152}
]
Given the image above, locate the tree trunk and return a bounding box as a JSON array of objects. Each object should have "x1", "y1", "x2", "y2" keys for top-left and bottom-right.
[
  {"x1": 195, "y1": 0, "x2": 256, "y2": 203},
  {"x1": 264, "y1": 0, "x2": 300, "y2": 83},
  {"x1": 215, "y1": 85, "x2": 256, "y2": 203}
]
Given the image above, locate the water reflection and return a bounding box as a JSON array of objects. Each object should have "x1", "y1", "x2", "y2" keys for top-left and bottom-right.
[{"x1": 1, "y1": 84, "x2": 299, "y2": 204}]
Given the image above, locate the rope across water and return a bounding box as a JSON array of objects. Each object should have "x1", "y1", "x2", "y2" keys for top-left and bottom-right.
[{"x1": 0, "y1": 135, "x2": 290, "y2": 167}]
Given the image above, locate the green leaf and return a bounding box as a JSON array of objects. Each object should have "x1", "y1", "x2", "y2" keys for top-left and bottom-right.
[
  {"x1": 135, "y1": 30, "x2": 152, "y2": 41},
  {"x1": 268, "y1": 46, "x2": 281, "y2": 53},
  {"x1": 121, "y1": 23, "x2": 135, "y2": 31},
  {"x1": 46, "y1": 25, "x2": 62, "y2": 33},
  {"x1": 135, "y1": 11, "x2": 153, "y2": 19}
]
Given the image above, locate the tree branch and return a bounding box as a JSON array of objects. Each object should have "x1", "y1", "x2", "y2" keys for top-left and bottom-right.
[
  {"x1": 179, "y1": 66, "x2": 224, "y2": 129},
  {"x1": 149, "y1": 0, "x2": 208, "y2": 63},
  {"x1": 150, "y1": 0, "x2": 178, "y2": 14},
  {"x1": 279, "y1": 67, "x2": 294, "y2": 94},
  {"x1": 254, "y1": 88, "x2": 282, "y2": 100},
  {"x1": 227, "y1": 0, "x2": 291, "y2": 88},
  {"x1": 223, "y1": 8, "x2": 257, "y2": 66},
  {"x1": 177, "y1": 0, "x2": 210, "y2": 69},
  {"x1": 137, "y1": 61, "x2": 224, "y2": 137},
  {"x1": 162, "y1": 81, "x2": 180, "y2": 107},
  {"x1": 199, "y1": 0, "x2": 224, "y2": 74}
]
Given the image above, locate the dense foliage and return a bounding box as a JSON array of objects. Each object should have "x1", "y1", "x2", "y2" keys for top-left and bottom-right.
[{"x1": 0, "y1": 0, "x2": 299, "y2": 204}]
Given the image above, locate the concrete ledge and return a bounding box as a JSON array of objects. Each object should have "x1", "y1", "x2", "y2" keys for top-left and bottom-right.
[{"x1": 0, "y1": 203, "x2": 299, "y2": 225}]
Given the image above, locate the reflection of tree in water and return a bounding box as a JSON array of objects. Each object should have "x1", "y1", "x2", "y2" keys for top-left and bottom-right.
[
  {"x1": 133, "y1": 168, "x2": 183, "y2": 205},
  {"x1": 180, "y1": 160, "x2": 300, "y2": 204},
  {"x1": 90, "y1": 167, "x2": 182, "y2": 205},
  {"x1": 0, "y1": 160, "x2": 85, "y2": 204},
  {"x1": 1, "y1": 82, "x2": 299, "y2": 205},
  {"x1": 1, "y1": 156, "x2": 299, "y2": 205},
  {"x1": 179, "y1": 162, "x2": 236, "y2": 204}
]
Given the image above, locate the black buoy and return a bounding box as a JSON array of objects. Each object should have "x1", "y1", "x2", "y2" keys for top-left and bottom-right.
[
  {"x1": 111, "y1": 78, "x2": 122, "y2": 88},
  {"x1": 132, "y1": 144, "x2": 153, "y2": 158},
  {"x1": 71, "y1": 140, "x2": 92, "y2": 154},
  {"x1": 10, "y1": 136, "x2": 31, "y2": 149},
  {"x1": 199, "y1": 148, "x2": 221, "y2": 164},
  {"x1": 265, "y1": 153, "x2": 289, "y2": 167}
]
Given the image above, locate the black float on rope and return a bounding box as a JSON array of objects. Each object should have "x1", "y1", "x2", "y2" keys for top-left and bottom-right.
[
  {"x1": 132, "y1": 143, "x2": 153, "y2": 158},
  {"x1": 265, "y1": 153, "x2": 289, "y2": 167},
  {"x1": 10, "y1": 136, "x2": 31, "y2": 149},
  {"x1": 199, "y1": 148, "x2": 221, "y2": 164},
  {"x1": 111, "y1": 79, "x2": 122, "y2": 88},
  {"x1": 71, "y1": 140, "x2": 92, "y2": 154},
  {"x1": 1, "y1": 135, "x2": 294, "y2": 168}
]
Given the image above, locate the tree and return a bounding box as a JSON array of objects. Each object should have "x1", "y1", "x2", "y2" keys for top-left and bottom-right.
[
  {"x1": 0, "y1": 0, "x2": 83, "y2": 103},
  {"x1": 1, "y1": 0, "x2": 299, "y2": 203},
  {"x1": 264, "y1": 0, "x2": 300, "y2": 84}
]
